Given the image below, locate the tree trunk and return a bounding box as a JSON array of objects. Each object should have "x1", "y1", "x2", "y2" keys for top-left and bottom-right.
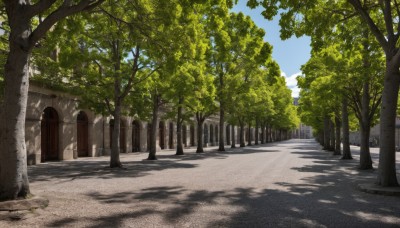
[
  {"x1": 0, "y1": 30, "x2": 31, "y2": 200},
  {"x1": 175, "y1": 96, "x2": 184, "y2": 155},
  {"x1": 376, "y1": 62, "x2": 400, "y2": 186},
  {"x1": 218, "y1": 106, "x2": 225, "y2": 151},
  {"x1": 148, "y1": 94, "x2": 159, "y2": 160},
  {"x1": 255, "y1": 121, "x2": 259, "y2": 145},
  {"x1": 110, "y1": 103, "x2": 122, "y2": 167},
  {"x1": 261, "y1": 124, "x2": 265, "y2": 144},
  {"x1": 196, "y1": 117, "x2": 204, "y2": 153},
  {"x1": 318, "y1": 131, "x2": 324, "y2": 146},
  {"x1": 341, "y1": 98, "x2": 352, "y2": 159},
  {"x1": 323, "y1": 116, "x2": 330, "y2": 150},
  {"x1": 231, "y1": 125, "x2": 236, "y2": 148},
  {"x1": 359, "y1": 120, "x2": 372, "y2": 169},
  {"x1": 334, "y1": 113, "x2": 341, "y2": 155},
  {"x1": 359, "y1": 81, "x2": 373, "y2": 169},
  {"x1": 329, "y1": 120, "x2": 335, "y2": 152},
  {"x1": 240, "y1": 122, "x2": 245, "y2": 147},
  {"x1": 247, "y1": 123, "x2": 252, "y2": 146}
]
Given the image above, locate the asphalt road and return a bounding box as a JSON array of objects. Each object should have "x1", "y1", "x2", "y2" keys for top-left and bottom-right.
[{"x1": 2, "y1": 139, "x2": 400, "y2": 227}]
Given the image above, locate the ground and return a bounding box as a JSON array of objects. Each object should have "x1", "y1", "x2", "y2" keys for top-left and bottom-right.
[{"x1": 1, "y1": 139, "x2": 400, "y2": 227}]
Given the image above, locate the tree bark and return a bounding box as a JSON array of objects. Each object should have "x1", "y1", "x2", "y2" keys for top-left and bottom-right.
[
  {"x1": 323, "y1": 116, "x2": 331, "y2": 150},
  {"x1": 341, "y1": 98, "x2": 352, "y2": 159},
  {"x1": 376, "y1": 63, "x2": 400, "y2": 186},
  {"x1": 148, "y1": 94, "x2": 159, "y2": 160},
  {"x1": 329, "y1": 120, "x2": 335, "y2": 152},
  {"x1": 359, "y1": 81, "x2": 373, "y2": 169},
  {"x1": 334, "y1": 113, "x2": 341, "y2": 155},
  {"x1": 175, "y1": 96, "x2": 184, "y2": 155},
  {"x1": 255, "y1": 120, "x2": 259, "y2": 145},
  {"x1": 247, "y1": 123, "x2": 252, "y2": 146},
  {"x1": 218, "y1": 106, "x2": 225, "y2": 151},
  {"x1": 196, "y1": 115, "x2": 205, "y2": 153},
  {"x1": 261, "y1": 123, "x2": 265, "y2": 144},
  {"x1": 0, "y1": 32, "x2": 31, "y2": 201},
  {"x1": 240, "y1": 122, "x2": 245, "y2": 147},
  {"x1": 231, "y1": 125, "x2": 236, "y2": 148},
  {"x1": 110, "y1": 103, "x2": 122, "y2": 168}
]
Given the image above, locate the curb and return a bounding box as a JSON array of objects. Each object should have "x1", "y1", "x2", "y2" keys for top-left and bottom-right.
[{"x1": 358, "y1": 183, "x2": 400, "y2": 196}]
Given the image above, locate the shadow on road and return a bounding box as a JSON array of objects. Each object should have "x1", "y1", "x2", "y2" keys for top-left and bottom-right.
[{"x1": 42, "y1": 139, "x2": 400, "y2": 227}]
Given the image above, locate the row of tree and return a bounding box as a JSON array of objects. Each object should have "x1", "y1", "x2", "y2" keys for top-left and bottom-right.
[
  {"x1": 247, "y1": 0, "x2": 400, "y2": 187},
  {"x1": 0, "y1": 0, "x2": 298, "y2": 201}
]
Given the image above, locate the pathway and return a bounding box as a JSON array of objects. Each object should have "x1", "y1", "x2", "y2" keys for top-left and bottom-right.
[{"x1": 1, "y1": 139, "x2": 400, "y2": 227}]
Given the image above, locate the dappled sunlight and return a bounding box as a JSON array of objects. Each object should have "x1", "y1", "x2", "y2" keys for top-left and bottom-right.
[{"x1": 5, "y1": 139, "x2": 399, "y2": 227}]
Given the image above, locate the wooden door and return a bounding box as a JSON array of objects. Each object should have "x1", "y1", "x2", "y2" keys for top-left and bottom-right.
[
  {"x1": 77, "y1": 111, "x2": 89, "y2": 157},
  {"x1": 41, "y1": 107, "x2": 59, "y2": 162}
]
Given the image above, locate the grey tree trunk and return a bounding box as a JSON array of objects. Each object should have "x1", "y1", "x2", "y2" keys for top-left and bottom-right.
[
  {"x1": 261, "y1": 124, "x2": 265, "y2": 144},
  {"x1": 255, "y1": 121, "x2": 259, "y2": 145},
  {"x1": 0, "y1": 33, "x2": 31, "y2": 200},
  {"x1": 358, "y1": 81, "x2": 373, "y2": 169},
  {"x1": 341, "y1": 98, "x2": 352, "y2": 159},
  {"x1": 329, "y1": 120, "x2": 335, "y2": 151},
  {"x1": 247, "y1": 123, "x2": 252, "y2": 146},
  {"x1": 148, "y1": 95, "x2": 159, "y2": 160},
  {"x1": 110, "y1": 103, "x2": 122, "y2": 167},
  {"x1": 377, "y1": 63, "x2": 400, "y2": 186},
  {"x1": 231, "y1": 125, "x2": 236, "y2": 148},
  {"x1": 323, "y1": 116, "x2": 331, "y2": 150},
  {"x1": 196, "y1": 117, "x2": 204, "y2": 153},
  {"x1": 334, "y1": 114, "x2": 341, "y2": 155},
  {"x1": 176, "y1": 96, "x2": 184, "y2": 155},
  {"x1": 240, "y1": 122, "x2": 245, "y2": 147},
  {"x1": 218, "y1": 107, "x2": 225, "y2": 151}
]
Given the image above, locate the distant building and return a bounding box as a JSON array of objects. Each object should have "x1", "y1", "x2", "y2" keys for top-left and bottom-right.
[{"x1": 292, "y1": 97, "x2": 313, "y2": 139}]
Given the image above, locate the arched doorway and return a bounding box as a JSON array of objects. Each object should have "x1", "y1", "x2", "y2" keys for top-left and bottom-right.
[
  {"x1": 110, "y1": 119, "x2": 126, "y2": 153},
  {"x1": 190, "y1": 125, "x2": 195, "y2": 146},
  {"x1": 77, "y1": 111, "x2": 89, "y2": 157},
  {"x1": 159, "y1": 121, "x2": 165, "y2": 149},
  {"x1": 204, "y1": 123, "x2": 208, "y2": 145},
  {"x1": 169, "y1": 122, "x2": 174, "y2": 149},
  {"x1": 182, "y1": 124, "x2": 187, "y2": 147},
  {"x1": 215, "y1": 125, "x2": 219, "y2": 143},
  {"x1": 132, "y1": 120, "x2": 141, "y2": 152},
  {"x1": 41, "y1": 107, "x2": 59, "y2": 162}
]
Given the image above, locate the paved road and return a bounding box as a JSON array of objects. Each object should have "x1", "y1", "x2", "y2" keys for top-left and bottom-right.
[{"x1": 2, "y1": 139, "x2": 400, "y2": 227}]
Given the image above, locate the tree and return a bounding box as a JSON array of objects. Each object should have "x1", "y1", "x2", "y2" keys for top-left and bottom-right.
[
  {"x1": 249, "y1": 0, "x2": 399, "y2": 187},
  {"x1": 0, "y1": 0, "x2": 104, "y2": 201},
  {"x1": 207, "y1": 11, "x2": 271, "y2": 151}
]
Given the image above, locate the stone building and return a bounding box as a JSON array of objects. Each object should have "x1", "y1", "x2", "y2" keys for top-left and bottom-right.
[
  {"x1": 349, "y1": 117, "x2": 400, "y2": 149},
  {"x1": 25, "y1": 83, "x2": 263, "y2": 165}
]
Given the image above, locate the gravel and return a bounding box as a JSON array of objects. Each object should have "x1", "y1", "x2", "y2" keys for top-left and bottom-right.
[{"x1": 1, "y1": 139, "x2": 399, "y2": 227}]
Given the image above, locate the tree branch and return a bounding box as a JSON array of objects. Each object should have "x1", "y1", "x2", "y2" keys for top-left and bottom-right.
[
  {"x1": 28, "y1": 0, "x2": 104, "y2": 50},
  {"x1": 348, "y1": 0, "x2": 389, "y2": 53}
]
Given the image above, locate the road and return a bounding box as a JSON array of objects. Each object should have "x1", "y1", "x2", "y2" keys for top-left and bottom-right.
[{"x1": 1, "y1": 139, "x2": 400, "y2": 227}]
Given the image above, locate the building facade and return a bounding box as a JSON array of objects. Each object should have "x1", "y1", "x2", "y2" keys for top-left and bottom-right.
[{"x1": 26, "y1": 84, "x2": 267, "y2": 165}]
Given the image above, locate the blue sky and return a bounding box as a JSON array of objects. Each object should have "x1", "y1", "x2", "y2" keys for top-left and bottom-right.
[{"x1": 231, "y1": 1, "x2": 311, "y2": 97}]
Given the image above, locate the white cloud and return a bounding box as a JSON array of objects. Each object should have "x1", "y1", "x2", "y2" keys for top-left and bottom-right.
[{"x1": 283, "y1": 71, "x2": 302, "y2": 98}]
